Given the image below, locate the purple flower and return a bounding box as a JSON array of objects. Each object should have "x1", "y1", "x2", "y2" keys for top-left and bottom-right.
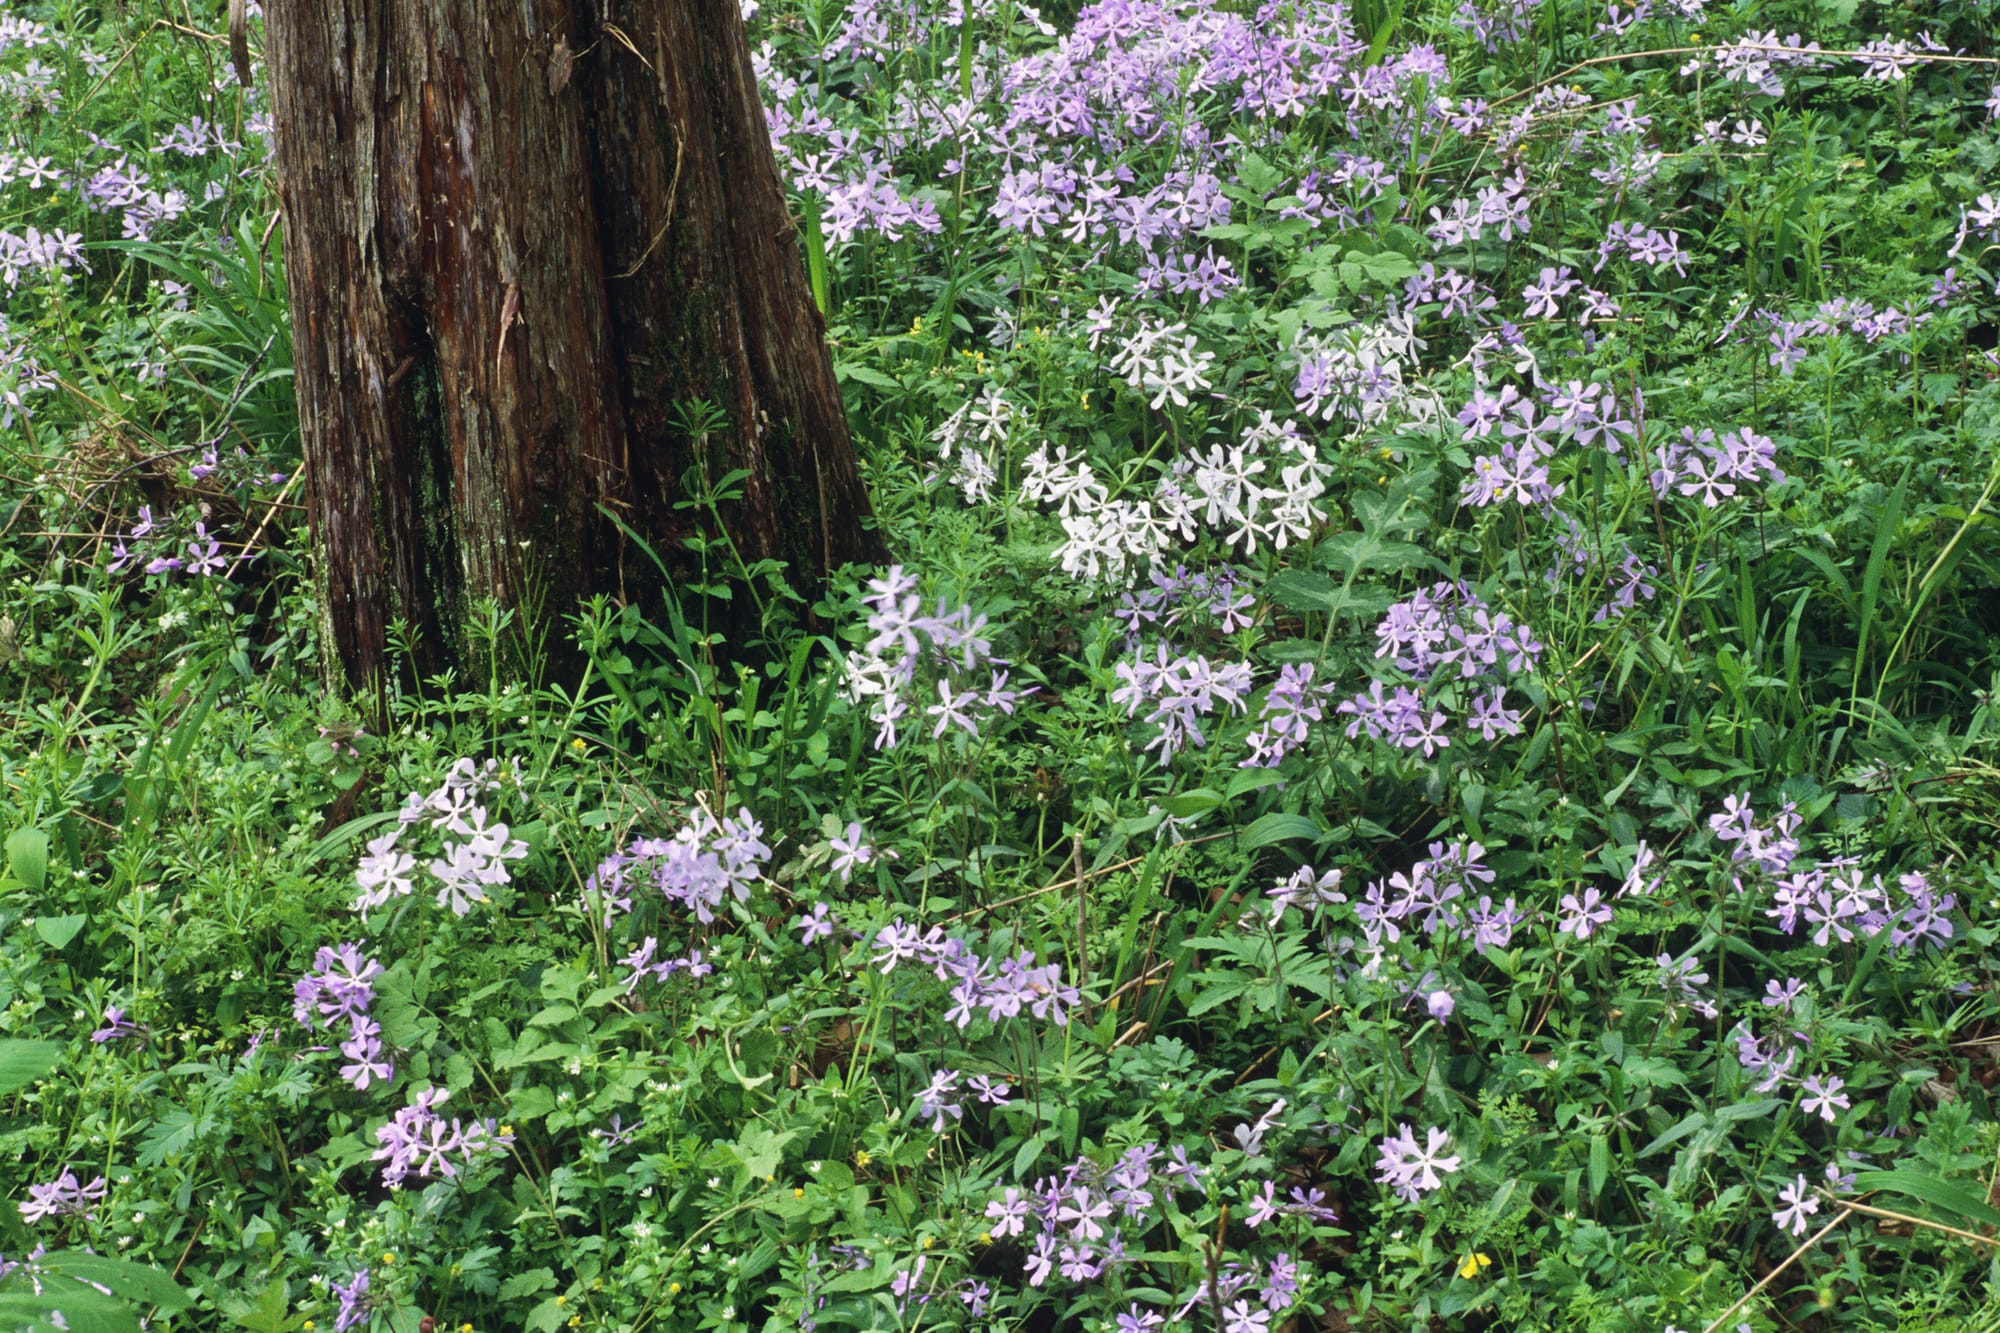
[
  {"x1": 1375, "y1": 1124, "x2": 1461, "y2": 1203},
  {"x1": 90, "y1": 1006, "x2": 142, "y2": 1044},
  {"x1": 1800, "y1": 1075, "x2": 1851, "y2": 1123},
  {"x1": 1771, "y1": 1174, "x2": 1820, "y2": 1236},
  {"x1": 1557, "y1": 888, "x2": 1613, "y2": 940},
  {"x1": 331, "y1": 1268, "x2": 377, "y2": 1333},
  {"x1": 1223, "y1": 1298, "x2": 1271, "y2": 1333},
  {"x1": 828, "y1": 821, "x2": 875, "y2": 880},
  {"x1": 19, "y1": 1169, "x2": 106, "y2": 1223},
  {"x1": 1243, "y1": 1180, "x2": 1281, "y2": 1228},
  {"x1": 797, "y1": 901, "x2": 836, "y2": 945},
  {"x1": 1116, "y1": 1305, "x2": 1165, "y2": 1333},
  {"x1": 915, "y1": 1068, "x2": 963, "y2": 1133},
  {"x1": 985, "y1": 1187, "x2": 1030, "y2": 1238}
]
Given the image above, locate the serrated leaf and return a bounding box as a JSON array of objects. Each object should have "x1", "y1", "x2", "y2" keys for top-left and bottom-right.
[{"x1": 498, "y1": 1268, "x2": 555, "y2": 1301}]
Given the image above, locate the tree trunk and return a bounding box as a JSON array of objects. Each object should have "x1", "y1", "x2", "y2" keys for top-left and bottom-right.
[{"x1": 266, "y1": 0, "x2": 882, "y2": 699}]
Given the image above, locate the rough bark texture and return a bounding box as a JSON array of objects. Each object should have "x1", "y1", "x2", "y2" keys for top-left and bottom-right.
[{"x1": 267, "y1": 0, "x2": 882, "y2": 698}]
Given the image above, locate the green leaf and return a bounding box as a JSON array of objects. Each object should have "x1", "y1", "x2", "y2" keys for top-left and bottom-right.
[
  {"x1": 0, "y1": 1039, "x2": 62, "y2": 1095},
  {"x1": 498, "y1": 1269, "x2": 556, "y2": 1301},
  {"x1": 34, "y1": 914, "x2": 85, "y2": 950},
  {"x1": 0, "y1": 1289, "x2": 142, "y2": 1333},
  {"x1": 525, "y1": 1297, "x2": 567, "y2": 1333},
  {"x1": 729, "y1": 1125, "x2": 799, "y2": 1182},
  {"x1": 1852, "y1": 1169, "x2": 2000, "y2": 1231},
  {"x1": 1239, "y1": 812, "x2": 1322, "y2": 850},
  {"x1": 228, "y1": 1278, "x2": 289, "y2": 1333},
  {"x1": 7, "y1": 827, "x2": 48, "y2": 891},
  {"x1": 40, "y1": 1253, "x2": 193, "y2": 1313}
]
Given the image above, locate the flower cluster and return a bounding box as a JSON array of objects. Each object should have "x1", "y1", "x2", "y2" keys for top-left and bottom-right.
[
  {"x1": 587, "y1": 804, "x2": 772, "y2": 927},
  {"x1": 293, "y1": 941, "x2": 392, "y2": 1091},
  {"x1": 370, "y1": 1087, "x2": 510, "y2": 1189},
  {"x1": 331, "y1": 1267, "x2": 379, "y2": 1333},
  {"x1": 353, "y1": 758, "x2": 529, "y2": 916},
  {"x1": 841, "y1": 566, "x2": 1028, "y2": 750},
  {"x1": 1334, "y1": 582, "x2": 1537, "y2": 755},
  {"x1": 1375, "y1": 1124, "x2": 1461, "y2": 1202},
  {"x1": 19, "y1": 1168, "x2": 107, "y2": 1224},
  {"x1": 867, "y1": 915, "x2": 1083, "y2": 1029},
  {"x1": 1112, "y1": 643, "x2": 1255, "y2": 762}
]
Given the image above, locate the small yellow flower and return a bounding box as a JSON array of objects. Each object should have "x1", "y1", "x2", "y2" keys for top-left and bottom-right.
[
  {"x1": 500, "y1": 1125, "x2": 514, "y2": 1137},
  {"x1": 555, "y1": 1296, "x2": 567, "y2": 1306},
  {"x1": 461, "y1": 1324, "x2": 475, "y2": 1333},
  {"x1": 1458, "y1": 1252, "x2": 1494, "y2": 1280},
  {"x1": 591, "y1": 1279, "x2": 603, "y2": 1292},
  {"x1": 978, "y1": 1231, "x2": 993, "y2": 1245},
  {"x1": 304, "y1": 1323, "x2": 316, "y2": 1331},
  {"x1": 921, "y1": 1236, "x2": 934, "y2": 1250},
  {"x1": 793, "y1": 1187, "x2": 805, "y2": 1199},
  {"x1": 381, "y1": 1252, "x2": 395, "y2": 1265},
  {"x1": 669, "y1": 1282, "x2": 683, "y2": 1296},
  {"x1": 567, "y1": 1319, "x2": 581, "y2": 1330},
  {"x1": 854, "y1": 1149, "x2": 872, "y2": 1169},
  {"x1": 571, "y1": 738, "x2": 588, "y2": 753}
]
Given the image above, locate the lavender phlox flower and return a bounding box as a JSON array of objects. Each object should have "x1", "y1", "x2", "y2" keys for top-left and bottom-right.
[
  {"x1": 370, "y1": 1088, "x2": 508, "y2": 1188},
  {"x1": 1242, "y1": 663, "x2": 1332, "y2": 767},
  {"x1": 90, "y1": 1006, "x2": 142, "y2": 1044},
  {"x1": 798, "y1": 902, "x2": 837, "y2": 945},
  {"x1": 1243, "y1": 1179, "x2": 1281, "y2": 1227},
  {"x1": 890, "y1": 1255, "x2": 930, "y2": 1313},
  {"x1": 293, "y1": 942, "x2": 384, "y2": 1030},
  {"x1": 985, "y1": 1187, "x2": 1031, "y2": 1238},
  {"x1": 331, "y1": 1268, "x2": 378, "y2": 1333},
  {"x1": 1800, "y1": 1075, "x2": 1851, "y2": 1123},
  {"x1": 915, "y1": 1067, "x2": 964, "y2": 1132},
  {"x1": 591, "y1": 1113, "x2": 641, "y2": 1148},
  {"x1": 1557, "y1": 887, "x2": 1614, "y2": 940},
  {"x1": 1262, "y1": 865, "x2": 1346, "y2": 923},
  {"x1": 1375, "y1": 1123, "x2": 1460, "y2": 1202},
  {"x1": 19, "y1": 1169, "x2": 106, "y2": 1224},
  {"x1": 1771, "y1": 1174, "x2": 1820, "y2": 1236},
  {"x1": 1655, "y1": 954, "x2": 1718, "y2": 1019},
  {"x1": 1467, "y1": 894, "x2": 1523, "y2": 953},
  {"x1": 1762, "y1": 977, "x2": 1805, "y2": 1011},
  {"x1": 1165, "y1": 1144, "x2": 1205, "y2": 1192},
  {"x1": 1232, "y1": 1098, "x2": 1287, "y2": 1155},
  {"x1": 1113, "y1": 644, "x2": 1254, "y2": 761},
  {"x1": 1117, "y1": 1305, "x2": 1166, "y2": 1333}
]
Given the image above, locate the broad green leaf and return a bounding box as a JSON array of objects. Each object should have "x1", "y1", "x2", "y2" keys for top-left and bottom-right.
[
  {"x1": 34, "y1": 914, "x2": 85, "y2": 950},
  {"x1": 0, "y1": 1039, "x2": 61, "y2": 1095},
  {"x1": 1852, "y1": 1169, "x2": 2000, "y2": 1231},
  {"x1": 7, "y1": 827, "x2": 48, "y2": 891},
  {"x1": 1239, "y1": 812, "x2": 1322, "y2": 849}
]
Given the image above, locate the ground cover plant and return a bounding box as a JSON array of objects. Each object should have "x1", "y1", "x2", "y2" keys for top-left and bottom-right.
[{"x1": 7, "y1": 0, "x2": 2000, "y2": 1330}]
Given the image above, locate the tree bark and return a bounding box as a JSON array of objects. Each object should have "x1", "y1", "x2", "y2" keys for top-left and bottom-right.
[{"x1": 266, "y1": 0, "x2": 881, "y2": 699}]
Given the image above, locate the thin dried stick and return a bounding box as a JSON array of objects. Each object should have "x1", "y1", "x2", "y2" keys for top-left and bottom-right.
[{"x1": 1700, "y1": 1206, "x2": 1852, "y2": 1333}]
